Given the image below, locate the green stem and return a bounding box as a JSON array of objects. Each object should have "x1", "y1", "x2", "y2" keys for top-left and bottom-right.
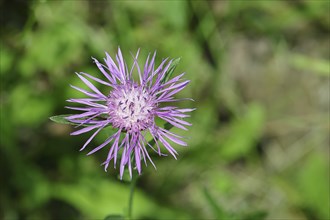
[{"x1": 128, "y1": 174, "x2": 138, "y2": 220}]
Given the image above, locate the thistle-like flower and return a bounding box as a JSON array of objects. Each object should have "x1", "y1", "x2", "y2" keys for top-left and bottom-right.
[{"x1": 66, "y1": 48, "x2": 194, "y2": 179}]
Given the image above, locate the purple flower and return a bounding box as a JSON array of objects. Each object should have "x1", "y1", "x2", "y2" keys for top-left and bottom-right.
[{"x1": 66, "y1": 48, "x2": 194, "y2": 179}]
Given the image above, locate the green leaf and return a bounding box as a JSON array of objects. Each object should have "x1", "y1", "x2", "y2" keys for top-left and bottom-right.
[
  {"x1": 162, "y1": 57, "x2": 181, "y2": 83},
  {"x1": 296, "y1": 153, "x2": 330, "y2": 219},
  {"x1": 52, "y1": 177, "x2": 187, "y2": 219},
  {"x1": 241, "y1": 211, "x2": 267, "y2": 220},
  {"x1": 220, "y1": 103, "x2": 265, "y2": 160},
  {"x1": 49, "y1": 114, "x2": 77, "y2": 125},
  {"x1": 202, "y1": 187, "x2": 228, "y2": 219},
  {"x1": 291, "y1": 54, "x2": 330, "y2": 76},
  {"x1": 104, "y1": 215, "x2": 125, "y2": 220}
]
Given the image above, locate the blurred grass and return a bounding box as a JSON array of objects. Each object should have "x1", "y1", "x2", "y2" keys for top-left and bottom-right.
[{"x1": 0, "y1": 0, "x2": 329, "y2": 219}]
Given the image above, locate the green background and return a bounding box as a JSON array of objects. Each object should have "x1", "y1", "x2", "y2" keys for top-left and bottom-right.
[{"x1": 1, "y1": 0, "x2": 329, "y2": 219}]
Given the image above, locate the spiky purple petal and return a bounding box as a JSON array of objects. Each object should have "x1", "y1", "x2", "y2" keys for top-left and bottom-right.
[{"x1": 66, "y1": 48, "x2": 193, "y2": 179}]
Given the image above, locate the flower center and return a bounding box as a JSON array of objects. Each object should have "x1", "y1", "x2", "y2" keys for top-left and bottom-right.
[{"x1": 108, "y1": 83, "x2": 155, "y2": 132}]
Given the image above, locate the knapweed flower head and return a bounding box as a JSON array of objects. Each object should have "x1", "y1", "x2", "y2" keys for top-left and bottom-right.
[{"x1": 66, "y1": 48, "x2": 194, "y2": 179}]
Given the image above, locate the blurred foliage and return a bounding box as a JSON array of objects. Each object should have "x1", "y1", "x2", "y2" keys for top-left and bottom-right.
[{"x1": 0, "y1": 0, "x2": 329, "y2": 219}]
